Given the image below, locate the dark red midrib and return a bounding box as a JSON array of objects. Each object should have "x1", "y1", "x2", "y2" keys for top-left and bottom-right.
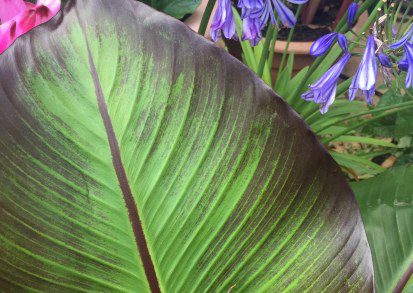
[
  {"x1": 82, "y1": 34, "x2": 161, "y2": 293},
  {"x1": 394, "y1": 262, "x2": 413, "y2": 293}
]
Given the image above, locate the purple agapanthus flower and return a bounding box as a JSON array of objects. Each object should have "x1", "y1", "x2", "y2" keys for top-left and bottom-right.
[
  {"x1": 210, "y1": 0, "x2": 236, "y2": 42},
  {"x1": 347, "y1": 2, "x2": 358, "y2": 28},
  {"x1": 349, "y1": 35, "x2": 377, "y2": 104},
  {"x1": 239, "y1": 0, "x2": 308, "y2": 45},
  {"x1": 404, "y1": 42, "x2": 413, "y2": 88},
  {"x1": 310, "y1": 32, "x2": 338, "y2": 56},
  {"x1": 238, "y1": 0, "x2": 263, "y2": 18},
  {"x1": 242, "y1": 15, "x2": 262, "y2": 45},
  {"x1": 302, "y1": 53, "x2": 351, "y2": 113},
  {"x1": 240, "y1": 0, "x2": 273, "y2": 45},
  {"x1": 310, "y1": 33, "x2": 348, "y2": 56},
  {"x1": 377, "y1": 52, "x2": 392, "y2": 68},
  {"x1": 271, "y1": 0, "x2": 297, "y2": 28},
  {"x1": 389, "y1": 24, "x2": 413, "y2": 50}
]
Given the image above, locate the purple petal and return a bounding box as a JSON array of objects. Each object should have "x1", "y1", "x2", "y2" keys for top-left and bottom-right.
[
  {"x1": 286, "y1": 0, "x2": 309, "y2": 3},
  {"x1": 242, "y1": 16, "x2": 262, "y2": 46},
  {"x1": 350, "y1": 36, "x2": 377, "y2": 104},
  {"x1": 363, "y1": 86, "x2": 375, "y2": 105},
  {"x1": 377, "y1": 53, "x2": 392, "y2": 68},
  {"x1": 399, "y1": 59, "x2": 408, "y2": 72},
  {"x1": 272, "y1": 0, "x2": 296, "y2": 27},
  {"x1": 338, "y1": 34, "x2": 348, "y2": 52},
  {"x1": 389, "y1": 24, "x2": 413, "y2": 50},
  {"x1": 357, "y1": 35, "x2": 377, "y2": 90},
  {"x1": 301, "y1": 53, "x2": 351, "y2": 113},
  {"x1": 310, "y1": 32, "x2": 338, "y2": 57},
  {"x1": 405, "y1": 42, "x2": 413, "y2": 88},
  {"x1": 347, "y1": 2, "x2": 358, "y2": 28},
  {"x1": 210, "y1": 0, "x2": 236, "y2": 42}
]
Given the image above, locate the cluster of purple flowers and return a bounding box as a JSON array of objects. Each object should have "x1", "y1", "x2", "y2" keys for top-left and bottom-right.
[
  {"x1": 211, "y1": 0, "x2": 308, "y2": 45},
  {"x1": 210, "y1": 0, "x2": 413, "y2": 114},
  {"x1": 303, "y1": 3, "x2": 413, "y2": 114}
]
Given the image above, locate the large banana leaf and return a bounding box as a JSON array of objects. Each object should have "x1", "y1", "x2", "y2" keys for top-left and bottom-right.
[
  {"x1": 352, "y1": 165, "x2": 413, "y2": 293},
  {"x1": 0, "y1": 0, "x2": 373, "y2": 291}
]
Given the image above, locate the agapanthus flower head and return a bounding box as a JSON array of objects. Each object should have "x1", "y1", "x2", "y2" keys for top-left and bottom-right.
[
  {"x1": 389, "y1": 24, "x2": 413, "y2": 50},
  {"x1": 211, "y1": 0, "x2": 236, "y2": 42},
  {"x1": 377, "y1": 52, "x2": 392, "y2": 68},
  {"x1": 302, "y1": 53, "x2": 351, "y2": 114},
  {"x1": 349, "y1": 35, "x2": 377, "y2": 105},
  {"x1": 240, "y1": 0, "x2": 275, "y2": 38},
  {"x1": 0, "y1": 0, "x2": 61, "y2": 55},
  {"x1": 238, "y1": 0, "x2": 308, "y2": 46},
  {"x1": 347, "y1": 2, "x2": 358, "y2": 28},
  {"x1": 238, "y1": 0, "x2": 264, "y2": 17},
  {"x1": 404, "y1": 42, "x2": 413, "y2": 88},
  {"x1": 238, "y1": 0, "x2": 264, "y2": 10},
  {"x1": 242, "y1": 15, "x2": 262, "y2": 46},
  {"x1": 310, "y1": 32, "x2": 338, "y2": 57}
]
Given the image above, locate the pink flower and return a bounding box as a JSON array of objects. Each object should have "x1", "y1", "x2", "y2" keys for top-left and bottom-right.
[{"x1": 0, "y1": 0, "x2": 61, "y2": 54}]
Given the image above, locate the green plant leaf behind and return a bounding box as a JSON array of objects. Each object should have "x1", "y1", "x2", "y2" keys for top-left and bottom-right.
[
  {"x1": 139, "y1": 0, "x2": 201, "y2": 19},
  {"x1": 352, "y1": 165, "x2": 413, "y2": 293},
  {"x1": 0, "y1": 0, "x2": 373, "y2": 291}
]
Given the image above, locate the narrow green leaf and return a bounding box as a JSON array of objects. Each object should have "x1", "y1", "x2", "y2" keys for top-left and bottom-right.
[{"x1": 331, "y1": 136, "x2": 398, "y2": 148}]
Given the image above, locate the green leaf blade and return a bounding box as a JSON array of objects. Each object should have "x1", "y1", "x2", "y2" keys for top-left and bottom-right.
[
  {"x1": 352, "y1": 165, "x2": 413, "y2": 292},
  {"x1": 0, "y1": 0, "x2": 373, "y2": 291}
]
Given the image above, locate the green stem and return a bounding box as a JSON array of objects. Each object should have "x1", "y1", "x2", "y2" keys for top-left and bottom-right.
[
  {"x1": 397, "y1": 2, "x2": 412, "y2": 35},
  {"x1": 232, "y1": 8, "x2": 258, "y2": 71},
  {"x1": 321, "y1": 102, "x2": 413, "y2": 144},
  {"x1": 275, "y1": 5, "x2": 303, "y2": 84},
  {"x1": 393, "y1": 0, "x2": 404, "y2": 29},
  {"x1": 257, "y1": 25, "x2": 276, "y2": 78},
  {"x1": 198, "y1": 0, "x2": 217, "y2": 36},
  {"x1": 151, "y1": 0, "x2": 157, "y2": 9},
  {"x1": 268, "y1": 22, "x2": 280, "y2": 72}
]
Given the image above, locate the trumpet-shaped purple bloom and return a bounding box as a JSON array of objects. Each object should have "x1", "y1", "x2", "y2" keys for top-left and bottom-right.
[
  {"x1": 310, "y1": 32, "x2": 338, "y2": 56},
  {"x1": 389, "y1": 24, "x2": 413, "y2": 50},
  {"x1": 349, "y1": 35, "x2": 377, "y2": 104},
  {"x1": 310, "y1": 32, "x2": 348, "y2": 56},
  {"x1": 239, "y1": 0, "x2": 308, "y2": 45},
  {"x1": 302, "y1": 53, "x2": 351, "y2": 114},
  {"x1": 238, "y1": 0, "x2": 264, "y2": 18},
  {"x1": 242, "y1": 15, "x2": 262, "y2": 45},
  {"x1": 404, "y1": 42, "x2": 413, "y2": 88},
  {"x1": 241, "y1": 0, "x2": 275, "y2": 45},
  {"x1": 347, "y1": 2, "x2": 358, "y2": 28},
  {"x1": 238, "y1": 0, "x2": 264, "y2": 10},
  {"x1": 377, "y1": 53, "x2": 392, "y2": 68},
  {"x1": 210, "y1": 0, "x2": 236, "y2": 42}
]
